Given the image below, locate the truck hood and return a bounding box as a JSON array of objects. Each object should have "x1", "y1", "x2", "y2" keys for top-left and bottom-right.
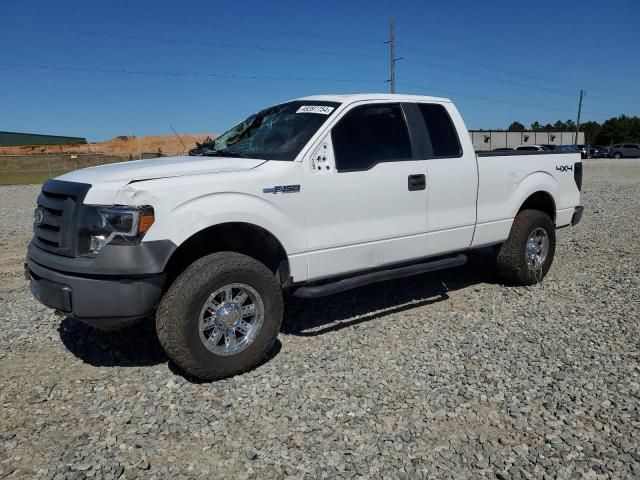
[{"x1": 56, "y1": 156, "x2": 267, "y2": 184}]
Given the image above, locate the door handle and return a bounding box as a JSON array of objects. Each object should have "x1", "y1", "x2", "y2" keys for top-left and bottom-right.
[{"x1": 408, "y1": 174, "x2": 426, "y2": 191}]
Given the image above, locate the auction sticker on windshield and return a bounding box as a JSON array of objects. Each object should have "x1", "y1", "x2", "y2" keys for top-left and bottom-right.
[{"x1": 296, "y1": 105, "x2": 335, "y2": 115}]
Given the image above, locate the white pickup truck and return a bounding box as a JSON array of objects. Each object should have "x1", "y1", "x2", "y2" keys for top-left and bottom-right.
[{"x1": 27, "y1": 94, "x2": 583, "y2": 380}]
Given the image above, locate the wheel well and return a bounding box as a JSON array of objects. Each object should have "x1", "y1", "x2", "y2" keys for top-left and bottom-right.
[
  {"x1": 518, "y1": 191, "x2": 556, "y2": 222},
  {"x1": 164, "y1": 222, "x2": 289, "y2": 286}
]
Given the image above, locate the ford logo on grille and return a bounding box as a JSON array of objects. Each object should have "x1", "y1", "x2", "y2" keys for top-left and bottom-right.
[{"x1": 34, "y1": 208, "x2": 45, "y2": 225}]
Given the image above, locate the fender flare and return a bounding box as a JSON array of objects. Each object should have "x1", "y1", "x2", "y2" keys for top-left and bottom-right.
[
  {"x1": 510, "y1": 171, "x2": 558, "y2": 219},
  {"x1": 145, "y1": 192, "x2": 301, "y2": 256}
]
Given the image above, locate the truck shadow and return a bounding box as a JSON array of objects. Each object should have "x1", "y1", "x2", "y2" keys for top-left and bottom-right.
[
  {"x1": 59, "y1": 317, "x2": 167, "y2": 367},
  {"x1": 281, "y1": 248, "x2": 499, "y2": 336},
  {"x1": 58, "y1": 248, "x2": 498, "y2": 375},
  {"x1": 58, "y1": 315, "x2": 282, "y2": 382}
]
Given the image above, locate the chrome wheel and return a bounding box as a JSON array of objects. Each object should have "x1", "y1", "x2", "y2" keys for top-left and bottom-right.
[
  {"x1": 198, "y1": 283, "x2": 264, "y2": 356},
  {"x1": 526, "y1": 227, "x2": 549, "y2": 270}
]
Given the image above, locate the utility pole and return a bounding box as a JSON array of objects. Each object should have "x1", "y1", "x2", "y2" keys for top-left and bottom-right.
[
  {"x1": 389, "y1": 17, "x2": 395, "y2": 93},
  {"x1": 385, "y1": 18, "x2": 401, "y2": 93},
  {"x1": 575, "y1": 89, "x2": 585, "y2": 145},
  {"x1": 136, "y1": 134, "x2": 142, "y2": 160}
]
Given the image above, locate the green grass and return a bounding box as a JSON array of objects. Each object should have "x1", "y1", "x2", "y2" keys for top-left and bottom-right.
[{"x1": 0, "y1": 170, "x2": 70, "y2": 185}]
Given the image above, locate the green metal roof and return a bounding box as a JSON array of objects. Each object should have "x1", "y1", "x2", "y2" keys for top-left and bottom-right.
[{"x1": 0, "y1": 131, "x2": 87, "y2": 146}]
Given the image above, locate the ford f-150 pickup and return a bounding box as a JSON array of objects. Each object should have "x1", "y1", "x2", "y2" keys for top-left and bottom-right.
[{"x1": 26, "y1": 94, "x2": 584, "y2": 380}]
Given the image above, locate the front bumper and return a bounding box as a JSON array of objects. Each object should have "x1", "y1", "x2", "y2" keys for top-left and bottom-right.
[{"x1": 26, "y1": 257, "x2": 166, "y2": 330}]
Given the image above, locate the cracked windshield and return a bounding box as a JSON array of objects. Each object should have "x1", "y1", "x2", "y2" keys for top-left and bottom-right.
[{"x1": 197, "y1": 101, "x2": 340, "y2": 160}]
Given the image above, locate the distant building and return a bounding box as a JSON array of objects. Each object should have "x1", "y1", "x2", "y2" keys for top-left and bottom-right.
[
  {"x1": 470, "y1": 130, "x2": 584, "y2": 151},
  {"x1": 0, "y1": 131, "x2": 87, "y2": 147}
]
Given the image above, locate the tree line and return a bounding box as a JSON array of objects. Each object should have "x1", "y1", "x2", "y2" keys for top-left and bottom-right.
[{"x1": 506, "y1": 115, "x2": 640, "y2": 145}]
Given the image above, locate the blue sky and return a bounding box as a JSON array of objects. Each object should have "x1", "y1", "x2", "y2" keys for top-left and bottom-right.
[{"x1": 1, "y1": 0, "x2": 639, "y2": 141}]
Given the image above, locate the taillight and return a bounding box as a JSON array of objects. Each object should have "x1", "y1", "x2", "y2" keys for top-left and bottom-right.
[{"x1": 574, "y1": 162, "x2": 583, "y2": 191}]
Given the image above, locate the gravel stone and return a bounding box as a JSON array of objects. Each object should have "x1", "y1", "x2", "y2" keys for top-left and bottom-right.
[{"x1": 1, "y1": 159, "x2": 639, "y2": 479}]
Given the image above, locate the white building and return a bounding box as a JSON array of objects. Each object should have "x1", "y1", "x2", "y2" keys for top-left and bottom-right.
[{"x1": 470, "y1": 131, "x2": 585, "y2": 151}]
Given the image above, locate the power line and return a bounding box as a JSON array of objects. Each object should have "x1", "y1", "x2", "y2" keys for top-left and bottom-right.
[
  {"x1": 404, "y1": 57, "x2": 640, "y2": 106},
  {"x1": 403, "y1": 57, "x2": 578, "y2": 97},
  {"x1": 4, "y1": 20, "x2": 636, "y2": 105},
  {"x1": 397, "y1": 82, "x2": 618, "y2": 119},
  {"x1": 64, "y1": 9, "x2": 639, "y2": 102},
  {"x1": 1, "y1": 61, "x2": 620, "y2": 120},
  {"x1": 0, "y1": 22, "x2": 385, "y2": 60},
  {"x1": 0, "y1": 62, "x2": 380, "y2": 84},
  {"x1": 84, "y1": 11, "x2": 385, "y2": 46},
  {"x1": 6, "y1": 2, "x2": 634, "y2": 103},
  {"x1": 26, "y1": 6, "x2": 632, "y2": 101},
  {"x1": 397, "y1": 43, "x2": 639, "y2": 100},
  {"x1": 5, "y1": 3, "x2": 384, "y2": 46}
]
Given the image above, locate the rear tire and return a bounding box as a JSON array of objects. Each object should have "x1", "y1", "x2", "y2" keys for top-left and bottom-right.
[
  {"x1": 156, "y1": 252, "x2": 283, "y2": 381},
  {"x1": 495, "y1": 209, "x2": 555, "y2": 286}
]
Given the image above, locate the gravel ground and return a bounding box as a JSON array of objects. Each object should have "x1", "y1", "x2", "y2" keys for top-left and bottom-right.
[{"x1": 1, "y1": 159, "x2": 639, "y2": 480}]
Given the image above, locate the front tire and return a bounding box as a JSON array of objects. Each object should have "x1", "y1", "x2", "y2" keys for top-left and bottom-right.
[
  {"x1": 156, "y1": 252, "x2": 283, "y2": 381},
  {"x1": 614, "y1": 152, "x2": 622, "y2": 159},
  {"x1": 495, "y1": 209, "x2": 556, "y2": 286}
]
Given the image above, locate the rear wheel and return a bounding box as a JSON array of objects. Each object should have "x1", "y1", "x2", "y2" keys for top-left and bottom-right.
[
  {"x1": 495, "y1": 209, "x2": 555, "y2": 286},
  {"x1": 156, "y1": 252, "x2": 283, "y2": 380}
]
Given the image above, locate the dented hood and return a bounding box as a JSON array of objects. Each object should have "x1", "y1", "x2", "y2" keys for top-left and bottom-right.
[{"x1": 56, "y1": 155, "x2": 267, "y2": 185}]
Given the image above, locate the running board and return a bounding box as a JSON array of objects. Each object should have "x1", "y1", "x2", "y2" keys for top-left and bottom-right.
[{"x1": 292, "y1": 253, "x2": 468, "y2": 298}]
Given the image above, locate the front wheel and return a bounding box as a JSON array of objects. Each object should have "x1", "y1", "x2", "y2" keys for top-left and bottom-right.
[
  {"x1": 156, "y1": 252, "x2": 283, "y2": 381},
  {"x1": 614, "y1": 152, "x2": 622, "y2": 159},
  {"x1": 495, "y1": 209, "x2": 556, "y2": 286}
]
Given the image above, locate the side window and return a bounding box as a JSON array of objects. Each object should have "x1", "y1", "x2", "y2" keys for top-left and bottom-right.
[
  {"x1": 331, "y1": 103, "x2": 413, "y2": 171},
  {"x1": 416, "y1": 103, "x2": 462, "y2": 158}
]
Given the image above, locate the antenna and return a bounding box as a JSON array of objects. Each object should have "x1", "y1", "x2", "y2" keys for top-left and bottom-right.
[{"x1": 170, "y1": 124, "x2": 187, "y2": 153}]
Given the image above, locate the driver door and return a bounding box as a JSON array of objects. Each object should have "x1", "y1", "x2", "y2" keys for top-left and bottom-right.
[{"x1": 302, "y1": 102, "x2": 429, "y2": 280}]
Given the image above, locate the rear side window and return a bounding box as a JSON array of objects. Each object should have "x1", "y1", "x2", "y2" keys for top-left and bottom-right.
[
  {"x1": 331, "y1": 103, "x2": 413, "y2": 171},
  {"x1": 416, "y1": 103, "x2": 462, "y2": 158}
]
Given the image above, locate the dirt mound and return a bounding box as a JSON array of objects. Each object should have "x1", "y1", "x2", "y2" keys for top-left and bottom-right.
[{"x1": 1, "y1": 133, "x2": 218, "y2": 157}]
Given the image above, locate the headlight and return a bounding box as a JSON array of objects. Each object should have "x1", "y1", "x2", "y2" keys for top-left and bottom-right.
[{"x1": 78, "y1": 205, "x2": 155, "y2": 255}]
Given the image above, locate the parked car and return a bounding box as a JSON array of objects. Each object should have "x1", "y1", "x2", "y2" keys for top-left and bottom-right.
[
  {"x1": 25, "y1": 93, "x2": 583, "y2": 380},
  {"x1": 586, "y1": 145, "x2": 607, "y2": 158},
  {"x1": 573, "y1": 145, "x2": 593, "y2": 159},
  {"x1": 554, "y1": 145, "x2": 579, "y2": 153},
  {"x1": 514, "y1": 145, "x2": 551, "y2": 152},
  {"x1": 608, "y1": 144, "x2": 640, "y2": 158}
]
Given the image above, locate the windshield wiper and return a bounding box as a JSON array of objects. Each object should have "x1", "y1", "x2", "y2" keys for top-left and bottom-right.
[{"x1": 203, "y1": 149, "x2": 246, "y2": 158}]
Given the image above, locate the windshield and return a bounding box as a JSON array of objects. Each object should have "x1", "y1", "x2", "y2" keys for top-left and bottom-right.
[{"x1": 194, "y1": 101, "x2": 340, "y2": 161}]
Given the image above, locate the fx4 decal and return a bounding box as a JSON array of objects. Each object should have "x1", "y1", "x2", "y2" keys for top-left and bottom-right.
[
  {"x1": 556, "y1": 165, "x2": 573, "y2": 172},
  {"x1": 263, "y1": 185, "x2": 301, "y2": 194}
]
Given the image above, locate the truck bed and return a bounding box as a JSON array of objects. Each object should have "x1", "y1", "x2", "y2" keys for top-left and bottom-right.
[{"x1": 472, "y1": 151, "x2": 582, "y2": 248}]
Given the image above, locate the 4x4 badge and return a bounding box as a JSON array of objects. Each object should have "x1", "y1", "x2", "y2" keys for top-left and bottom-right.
[{"x1": 556, "y1": 165, "x2": 573, "y2": 172}]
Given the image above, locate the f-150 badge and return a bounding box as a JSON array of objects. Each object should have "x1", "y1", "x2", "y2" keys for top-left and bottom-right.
[{"x1": 263, "y1": 185, "x2": 301, "y2": 194}]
